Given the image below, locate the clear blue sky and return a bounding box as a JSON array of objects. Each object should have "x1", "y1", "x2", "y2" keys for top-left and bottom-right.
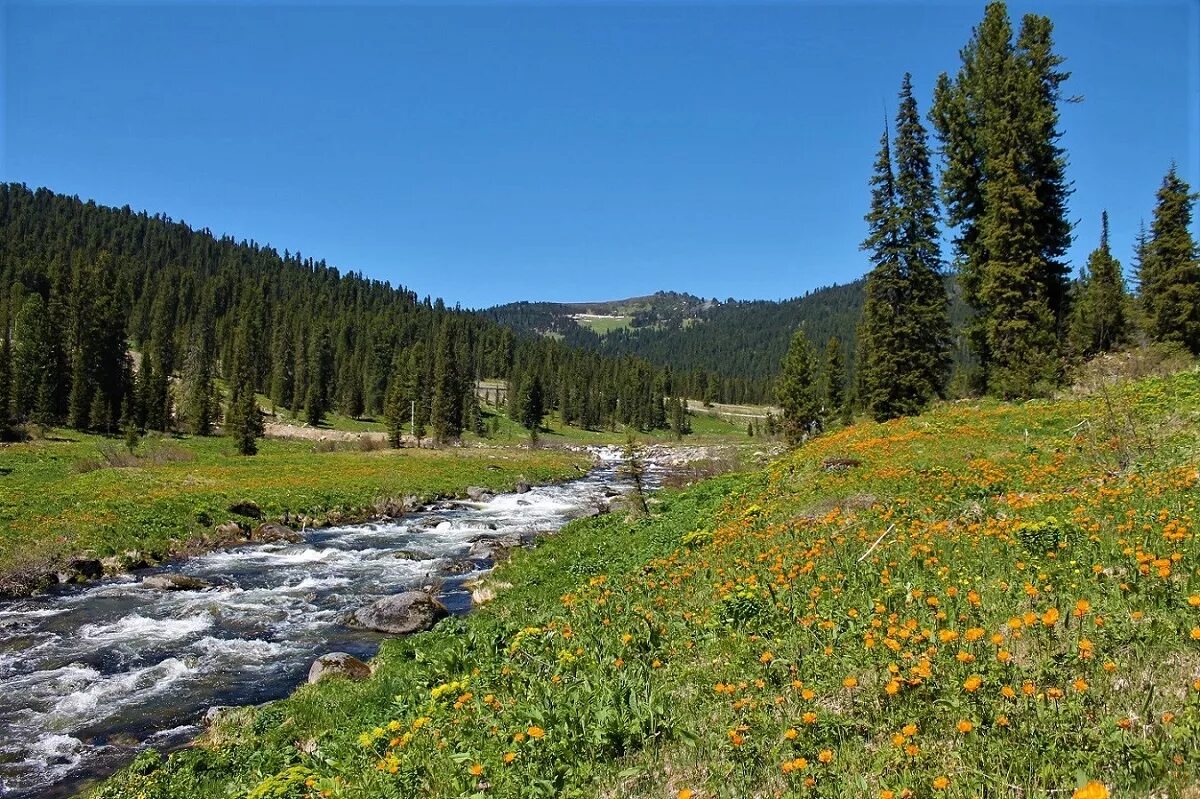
[{"x1": 2, "y1": 1, "x2": 1197, "y2": 308}]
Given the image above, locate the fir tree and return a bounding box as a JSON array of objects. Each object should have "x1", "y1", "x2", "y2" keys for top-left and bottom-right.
[
  {"x1": 823, "y1": 336, "x2": 846, "y2": 422},
  {"x1": 517, "y1": 373, "x2": 545, "y2": 439},
  {"x1": 931, "y1": 1, "x2": 1073, "y2": 396},
  {"x1": 1139, "y1": 165, "x2": 1200, "y2": 353},
  {"x1": 777, "y1": 329, "x2": 820, "y2": 445},
  {"x1": 226, "y1": 318, "x2": 263, "y2": 456},
  {"x1": 304, "y1": 328, "x2": 333, "y2": 427},
  {"x1": 384, "y1": 366, "x2": 407, "y2": 448},
  {"x1": 180, "y1": 318, "x2": 218, "y2": 436},
  {"x1": 12, "y1": 294, "x2": 56, "y2": 423},
  {"x1": 0, "y1": 330, "x2": 11, "y2": 436},
  {"x1": 1068, "y1": 212, "x2": 1129, "y2": 358},
  {"x1": 430, "y1": 320, "x2": 462, "y2": 442}
]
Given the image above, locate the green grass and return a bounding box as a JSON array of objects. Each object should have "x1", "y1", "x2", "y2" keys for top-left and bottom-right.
[
  {"x1": 88, "y1": 367, "x2": 1200, "y2": 799},
  {"x1": 472, "y1": 404, "x2": 752, "y2": 447},
  {"x1": 0, "y1": 431, "x2": 588, "y2": 593},
  {"x1": 572, "y1": 315, "x2": 633, "y2": 335}
]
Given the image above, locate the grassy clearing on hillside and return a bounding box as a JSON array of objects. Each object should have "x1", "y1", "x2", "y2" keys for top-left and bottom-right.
[
  {"x1": 90, "y1": 369, "x2": 1200, "y2": 799},
  {"x1": 572, "y1": 315, "x2": 634, "y2": 335},
  {"x1": 0, "y1": 432, "x2": 588, "y2": 591}
]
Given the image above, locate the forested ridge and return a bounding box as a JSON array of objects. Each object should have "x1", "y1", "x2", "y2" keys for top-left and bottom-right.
[
  {"x1": 0, "y1": 183, "x2": 728, "y2": 444},
  {"x1": 485, "y1": 279, "x2": 972, "y2": 398}
]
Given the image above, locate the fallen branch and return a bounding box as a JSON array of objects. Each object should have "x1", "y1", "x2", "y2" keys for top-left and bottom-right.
[{"x1": 857, "y1": 523, "x2": 896, "y2": 563}]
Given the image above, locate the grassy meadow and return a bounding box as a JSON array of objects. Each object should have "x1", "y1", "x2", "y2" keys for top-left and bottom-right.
[
  {"x1": 0, "y1": 432, "x2": 589, "y2": 594},
  {"x1": 88, "y1": 367, "x2": 1200, "y2": 799}
]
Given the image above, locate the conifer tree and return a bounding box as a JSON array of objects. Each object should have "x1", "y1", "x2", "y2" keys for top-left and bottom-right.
[
  {"x1": 777, "y1": 329, "x2": 820, "y2": 445},
  {"x1": 517, "y1": 373, "x2": 544, "y2": 439},
  {"x1": 1068, "y1": 212, "x2": 1129, "y2": 358},
  {"x1": 823, "y1": 336, "x2": 846, "y2": 422},
  {"x1": 931, "y1": 1, "x2": 1073, "y2": 396},
  {"x1": 383, "y1": 362, "x2": 407, "y2": 448},
  {"x1": 226, "y1": 318, "x2": 263, "y2": 456},
  {"x1": 1139, "y1": 165, "x2": 1200, "y2": 353},
  {"x1": 430, "y1": 320, "x2": 462, "y2": 442},
  {"x1": 180, "y1": 305, "x2": 218, "y2": 436},
  {"x1": 403, "y1": 343, "x2": 429, "y2": 446},
  {"x1": 0, "y1": 330, "x2": 11, "y2": 436},
  {"x1": 304, "y1": 328, "x2": 333, "y2": 427},
  {"x1": 12, "y1": 294, "x2": 55, "y2": 423}
]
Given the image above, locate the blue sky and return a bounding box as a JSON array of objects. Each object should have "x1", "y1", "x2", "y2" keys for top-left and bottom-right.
[{"x1": 2, "y1": 1, "x2": 1197, "y2": 308}]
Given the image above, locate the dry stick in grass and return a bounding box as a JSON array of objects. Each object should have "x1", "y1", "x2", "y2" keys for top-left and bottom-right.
[{"x1": 857, "y1": 523, "x2": 896, "y2": 563}]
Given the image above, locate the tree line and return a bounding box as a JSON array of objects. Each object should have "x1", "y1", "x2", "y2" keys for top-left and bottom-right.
[
  {"x1": 0, "y1": 184, "x2": 699, "y2": 448},
  {"x1": 777, "y1": 0, "x2": 1198, "y2": 439}
]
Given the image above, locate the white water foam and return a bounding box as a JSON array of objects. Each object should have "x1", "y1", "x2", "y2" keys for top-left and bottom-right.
[
  {"x1": 51, "y1": 657, "x2": 194, "y2": 721},
  {"x1": 79, "y1": 613, "x2": 212, "y2": 645}
]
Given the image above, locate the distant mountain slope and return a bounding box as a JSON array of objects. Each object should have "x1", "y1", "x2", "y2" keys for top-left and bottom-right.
[{"x1": 483, "y1": 280, "x2": 971, "y2": 393}]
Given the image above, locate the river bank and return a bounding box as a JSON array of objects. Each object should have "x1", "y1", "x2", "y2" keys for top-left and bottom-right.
[
  {"x1": 0, "y1": 446, "x2": 674, "y2": 798},
  {"x1": 0, "y1": 433, "x2": 593, "y2": 599}
]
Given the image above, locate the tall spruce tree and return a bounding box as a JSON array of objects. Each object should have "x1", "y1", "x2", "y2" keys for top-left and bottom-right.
[
  {"x1": 931, "y1": 1, "x2": 1073, "y2": 397},
  {"x1": 517, "y1": 373, "x2": 545, "y2": 439},
  {"x1": 858, "y1": 79, "x2": 950, "y2": 423},
  {"x1": 823, "y1": 336, "x2": 846, "y2": 422},
  {"x1": 1068, "y1": 212, "x2": 1129, "y2": 358},
  {"x1": 1138, "y1": 165, "x2": 1200, "y2": 353},
  {"x1": 430, "y1": 320, "x2": 462, "y2": 442},
  {"x1": 226, "y1": 318, "x2": 263, "y2": 456},
  {"x1": 12, "y1": 294, "x2": 56, "y2": 423},
  {"x1": 304, "y1": 327, "x2": 333, "y2": 427},
  {"x1": 0, "y1": 329, "x2": 11, "y2": 436},
  {"x1": 777, "y1": 329, "x2": 820, "y2": 445},
  {"x1": 384, "y1": 367, "x2": 407, "y2": 449}
]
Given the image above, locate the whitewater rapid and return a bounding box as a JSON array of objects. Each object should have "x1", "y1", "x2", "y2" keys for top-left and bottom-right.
[{"x1": 0, "y1": 446, "x2": 659, "y2": 798}]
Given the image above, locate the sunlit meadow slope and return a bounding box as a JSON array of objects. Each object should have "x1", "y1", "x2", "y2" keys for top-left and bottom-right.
[{"x1": 92, "y1": 368, "x2": 1200, "y2": 799}]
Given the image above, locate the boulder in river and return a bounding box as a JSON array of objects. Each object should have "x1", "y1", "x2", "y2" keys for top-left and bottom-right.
[
  {"x1": 142, "y1": 573, "x2": 212, "y2": 591},
  {"x1": 213, "y1": 521, "x2": 245, "y2": 541},
  {"x1": 308, "y1": 652, "x2": 372, "y2": 684},
  {"x1": 467, "y1": 533, "x2": 522, "y2": 561},
  {"x1": 56, "y1": 558, "x2": 102, "y2": 584},
  {"x1": 251, "y1": 522, "x2": 303, "y2": 544},
  {"x1": 465, "y1": 486, "x2": 493, "y2": 502},
  {"x1": 515, "y1": 481, "x2": 531, "y2": 494},
  {"x1": 353, "y1": 591, "x2": 448, "y2": 635}
]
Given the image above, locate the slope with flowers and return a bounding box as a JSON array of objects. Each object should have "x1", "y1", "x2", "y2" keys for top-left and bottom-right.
[{"x1": 91, "y1": 368, "x2": 1200, "y2": 799}]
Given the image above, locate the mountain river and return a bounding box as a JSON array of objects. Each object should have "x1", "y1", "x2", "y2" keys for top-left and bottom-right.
[{"x1": 0, "y1": 446, "x2": 662, "y2": 798}]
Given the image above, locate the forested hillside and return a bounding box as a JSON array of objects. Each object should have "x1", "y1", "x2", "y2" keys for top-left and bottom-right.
[
  {"x1": 0, "y1": 184, "x2": 736, "y2": 442},
  {"x1": 486, "y1": 280, "x2": 972, "y2": 397}
]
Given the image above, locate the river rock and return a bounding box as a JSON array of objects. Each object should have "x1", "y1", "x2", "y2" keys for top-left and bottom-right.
[
  {"x1": 252, "y1": 522, "x2": 303, "y2": 544},
  {"x1": 467, "y1": 533, "x2": 522, "y2": 561},
  {"x1": 228, "y1": 500, "x2": 263, "y2": 519},
  {"x1": 202, "y1": 705, "x2": 234, "y2": 726},
  {"x1": 353, "y1": 591, "x2": 448, "y2": 635},
  {"x1": 308, "y1": 652, "x2": 372, "y2": 684},
  {"x1": 213, "y1": 521, "x2": 245, "y2": 540},
  {"x1": 142, "y1": 573, "x2": 211, "y2": 591},
  {"x1": 416, "y1": 515, "x2": 449, "y2": 530},
  {"x1": 465, "y1": 486, "x2": 493, "y2": 502},
  {"x1": 56, "y1": 558, "x2": 102, "y2": 584},
  {"x1": 515, "y1": 481, "x2": 531, "y2": 494},
  {"x1": 440, "y1": 559, "x2": 476, "y2": 576}
]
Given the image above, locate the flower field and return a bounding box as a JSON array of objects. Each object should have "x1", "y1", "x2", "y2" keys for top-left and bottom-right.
[{"x1": 91, "y1": 368, "x2": 1200, "y2": 799}]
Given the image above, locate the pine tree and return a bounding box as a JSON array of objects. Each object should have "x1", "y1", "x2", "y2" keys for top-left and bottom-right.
[
  {"x1": 1139, "y1": 165, "x2": 1200, "y2": 353},
  {"x1": 823, "y1": 336, "x2": 846, "y2": 422},
  {"x1": 404, "y1": 344, "x2": 429, "y2": 446},
  {"x1": 383, "y1": 360, "x2": 408, "y2": 448},
  {"x1": 180, "y1": 312, "x2": 218, "y2": 436},
  {"x1": 931, "y1": 1, "x2": 1073, "y2": 397},
  {"x1": 304, "y1": 328, "x2": 333, "y2": 427},
  {"x1": 777, "y1": 329, "x2": 820, "y2": 445},
  {"x1": 12, "y1": 294, "x2": 56, "y2": 423},
  {"x1": 0, "y1": 330, "x2": 11, "y2": 436},
  {"x1": 1068, "y1": 212, "x2": 1129, "y2": 358},
  {"x1": 430, "y1": 321, "x2": 462, "y2": 442},
  {"x1": 857, "y1": 81, "x2": 950, "y2": 423},
  {"x1": 517, "y1": 373, "x2": 544, "y2": 439},
  {"x1": 226, "y1": 318, "x2": 263, "y2": 456}
]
